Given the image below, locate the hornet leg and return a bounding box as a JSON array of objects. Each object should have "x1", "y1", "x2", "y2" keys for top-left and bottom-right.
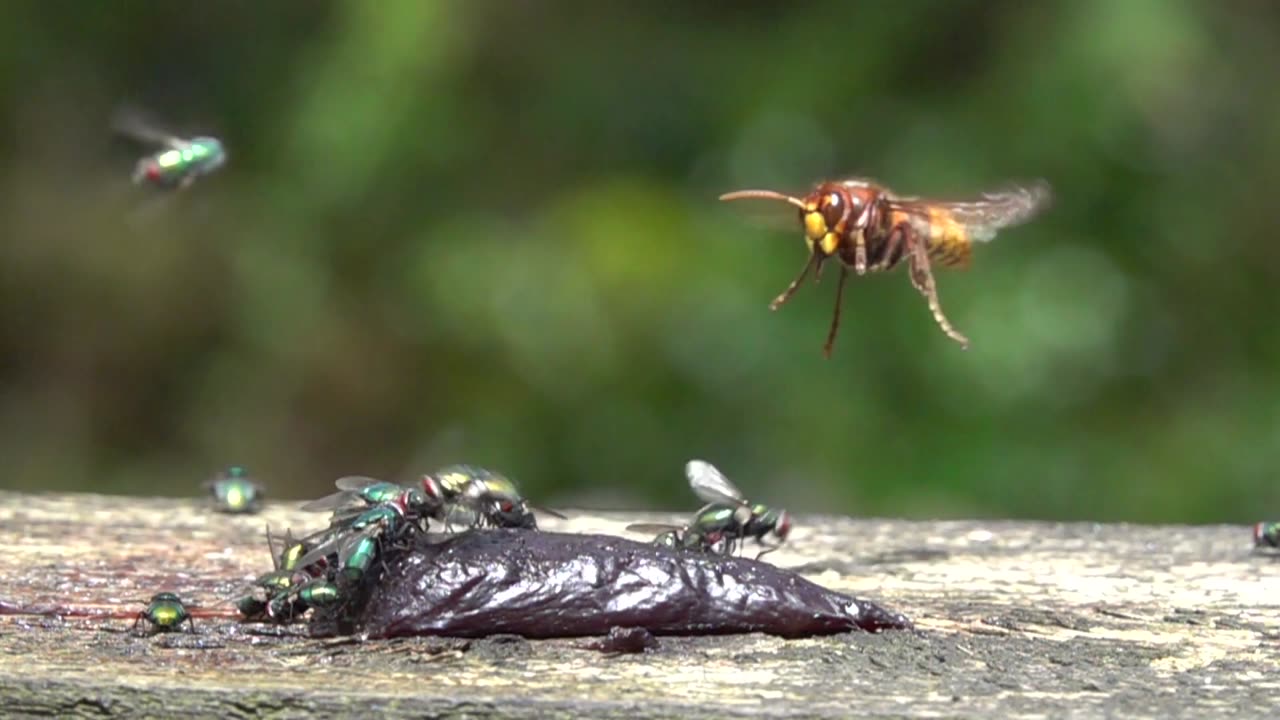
[
  {"x1": 903, "y1": 224, "x2": 969, "y2": 349},
  {"x1": 770, "y1": 253, "x2": 819, "y2": 311},
  {"x1": 822, "y1": 265, "x2": 850, "y2": 358}
]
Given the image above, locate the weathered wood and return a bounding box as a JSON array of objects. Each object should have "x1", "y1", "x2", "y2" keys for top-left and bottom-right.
[{"x1": 0, "y1": 490, "x2": 1277, "y2": 719}]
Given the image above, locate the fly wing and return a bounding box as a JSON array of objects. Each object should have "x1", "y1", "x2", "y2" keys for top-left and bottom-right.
[
  {"x1": 299, "y1": 490, "x2": 358, "y2": 512},
  {"x1": 110, "y1": 106, "x2": 184, "y2": 148},
  {"x1": 264, "y1": 526, "x2": 284, "y2": 570},
  {"x1": 292, "y1": 529, "x2": 351, "y2": 570},
  {"x1": 333, "y1": 475, "x2": 387, "y2": 492},
  {"x1": 324, "y1": 504, "x2": 374, "y2": 526},
  {"x1": 531, "y1": 504, "x2": 567, "y2": 520},
  {"x1": 887, "y1": 180, "x2": 1051, "y2": 243},
  {"x1": 624, "y1": 523, "x2": 683, "y2": 534},
  {"x1": 686, "y1": 459, "x2": 747, "y2": 506},
  {"x1": 291, "y1": 543, "x2": 334, "y2": 572},
  {"x1": 301, "y1": 476, "x2": 392, "y2": 511},
  {"x1": 293, "y1": 519, "x2": 353, "y2": 555}
]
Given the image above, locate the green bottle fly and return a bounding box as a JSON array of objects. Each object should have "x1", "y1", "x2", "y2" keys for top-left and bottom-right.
[
  {"x1": 132, "y1": 592, "x2": 194, "y2": 635},
  {"x1": 300, "y1": 477, "x2": 407, "y2": 514},
  {"x1": 133, "y1": 136, "x2": 226, "y2": 189},
  {"x1": 626, "y1": 460, "x2": 791, "y2": 560},
  {"x1": 1254, "y1": 522, "x2": 1280, "y2": 549},
  {"x1": 206, "y1": 465, "x2": 263, "y2": 514},
  {"x1": 266, "y1": 580, "x2": 343, "y2": 623},
  {"x1": 421, "y1": 465, "x2": 563, "y2": 529},
  {"x1": 112, "y1": 107, "x2": 227, "y2": 191}
]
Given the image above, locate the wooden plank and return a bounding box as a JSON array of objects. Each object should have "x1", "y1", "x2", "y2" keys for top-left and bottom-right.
[{"x1": 0, "y1": 491, "x2": 1277, "y2": 719}]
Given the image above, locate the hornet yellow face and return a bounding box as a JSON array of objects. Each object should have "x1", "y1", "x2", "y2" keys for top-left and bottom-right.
[
  {"x1": 802, "y1": 188, "x2": 865, "y2": 258},
  {"x1": 716, "y1": 184, "x2": 866, "y2": 259}
]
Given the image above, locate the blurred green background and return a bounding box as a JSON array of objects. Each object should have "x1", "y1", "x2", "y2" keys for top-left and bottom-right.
[{"x1": 2, "y1": 0, "x2": 1277, "y2": 523}]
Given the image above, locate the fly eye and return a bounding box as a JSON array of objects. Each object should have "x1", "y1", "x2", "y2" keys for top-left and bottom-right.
[
  {"x1": 500, "y1": 501, "x2": 513, "y2": 512},
  {"x1": 421, "y1": 476, "x2": 440, "y2": 498}
]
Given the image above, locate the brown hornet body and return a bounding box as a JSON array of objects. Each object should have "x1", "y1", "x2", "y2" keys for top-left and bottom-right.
[{"x1": 720, "y1": 178, "x2": 1051, "y2": 356}]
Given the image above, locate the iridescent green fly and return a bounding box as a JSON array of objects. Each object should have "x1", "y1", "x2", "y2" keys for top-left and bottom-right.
[
  {"x1": 421, "y1": 464, "x2": 565, "y2": 530},
  {"x1": 236, "y1": 568, "x2": 306, "y2": 620},
  {"x1": 235, "y1": 527, "x2": 316, "y2": 620},
  {"x1": 204, "y1": 465, "x2": 263, "y2": 514},
  {"x1": 112, "y1": 107, "x2": 226, "y2": 191},
  {"x1": 132, "y1": 592, "x2": 195, "y2": 635},
  {"x1": 266, "y1": 579, "x2": 344, "y2": 624},
  {"x1": 300, "y1": 476, "x2": 417, "y2": 514},
  {"x1": 293, "y1": 489, "x2": 425, "y2": 585},
  {"x1": 645, "y1": 525, "x2": 723, "y2": 553},
  {"x1": 268, "y1": 526, "x2": 313, "y2": 573},
  {"x1": 1254, "y1": 522, "x2": 1280, "y2": 549},
  {"x1": 627, "y1": 459, "x2": 792, "y2": 560},
  {"x1": 238, "y1": 571, "x2": 343, "y2": 624}
]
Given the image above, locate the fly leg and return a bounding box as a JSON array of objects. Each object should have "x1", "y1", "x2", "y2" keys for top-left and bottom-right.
[
  {"x1": 770, "y1": 253, "x2": 819, "y2": 310},
  {"x1": 901, "y1": 223, "x2": 969, "y2": 349},
  {"x1": 444, "y1": 504, "x2": 480, "y2": 532},
  {"x1": 386, "y1": 526, "x2": 417, "y2": 554},
  {"x1": 442, "y1": 505, "x2": 462, "y2": 533},
  {"x1": 374, "y1": 526, "x2": 409, "y2": 575},
  {"x1": 754, "y1": 541, "x2": 780, "y2": 561},
  {"x1": 723, "y1": 532, "x2": 745, "y2": 558},
  {"x1": 718, "y1": 537, "x2": 736, "y2": 557},
  {"x1": 822, "y1": 265, "x2": 850, "y2": 358}
]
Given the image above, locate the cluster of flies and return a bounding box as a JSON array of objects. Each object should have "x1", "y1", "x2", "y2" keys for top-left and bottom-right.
[
  {"x1": 134, "y1": 458, "x2": 1275, "y2": 634},
  {"x1": 230, "y1": 465, "x2": 564, "y2": 626},
  {"x1": 133, "y1": 460, "x2": 790, "y2": 634}
]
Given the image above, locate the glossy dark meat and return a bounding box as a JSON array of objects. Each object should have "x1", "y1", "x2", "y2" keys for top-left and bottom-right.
[{"x1": 345, "y1": 529, "x2": 913, "y2": 639}]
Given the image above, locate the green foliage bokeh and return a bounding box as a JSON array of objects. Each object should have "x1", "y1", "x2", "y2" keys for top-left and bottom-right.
[{"x1": 3, "y1": 0, "x2": 1278, "y2": 523}]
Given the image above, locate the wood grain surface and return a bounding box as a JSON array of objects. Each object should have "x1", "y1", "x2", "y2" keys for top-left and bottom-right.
[{"x1": 0, "y1": 491, "x2": 1276, "y2": 719}]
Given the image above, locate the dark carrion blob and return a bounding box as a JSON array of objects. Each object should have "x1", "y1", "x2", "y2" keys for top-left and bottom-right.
[{"x1": 334, "y1": 529, "x2": 912, "y2": 639}]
